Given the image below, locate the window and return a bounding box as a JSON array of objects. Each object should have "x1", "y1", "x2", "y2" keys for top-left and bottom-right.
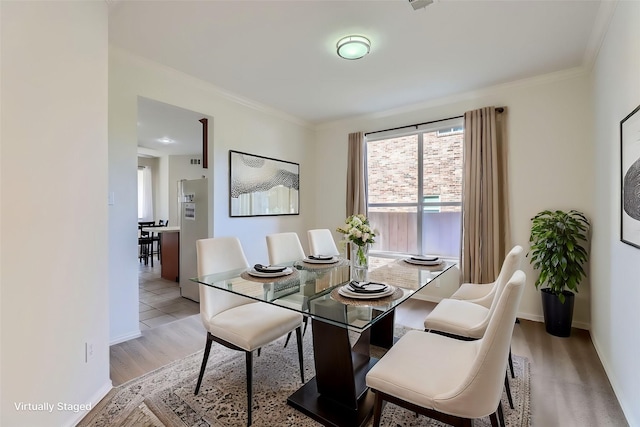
[
  {"x1": 366, "y1": 119, "x2": 463, "y2": 258},
  {"x1": 138, "y1": 166, "x2": 153, "y2": 221}
]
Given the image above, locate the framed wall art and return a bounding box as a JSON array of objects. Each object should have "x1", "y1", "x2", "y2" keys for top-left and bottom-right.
[
  {"x1": 229, "y1": 150, "x2": 300, "y2": 217},
  {"x1": 621, "y1": 104, "x2": 640, "y2": 248}
]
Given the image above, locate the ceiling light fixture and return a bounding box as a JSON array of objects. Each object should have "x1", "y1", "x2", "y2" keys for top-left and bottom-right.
[
  {"x1": 157, "y1": 137, "x2": 175, "y2": 144},
  {"x1": 336, "y1": 35, "x2": 371, "y2": 60}
]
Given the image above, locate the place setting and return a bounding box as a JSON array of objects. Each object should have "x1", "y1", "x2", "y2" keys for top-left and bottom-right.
[
  {"x1": 243, "y1": 263, "x2": 296, "y2": 281},
  {"x1": 402, "y1": 254, "x2": 443, "y2": 267},
  {"x1": 303, "y1": 254, "x2": 340, "y2": 264},
  {"x1": 338, "y1": 280, "x2": 395, "y2": 299},
  {"x1": 330, "y1": 280, "x2": 402, "y2": 306}
]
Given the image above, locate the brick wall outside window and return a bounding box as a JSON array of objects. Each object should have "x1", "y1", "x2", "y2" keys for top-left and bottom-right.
[{"x1": 367, "y1": 131, "x2": 463, "y2": 211}]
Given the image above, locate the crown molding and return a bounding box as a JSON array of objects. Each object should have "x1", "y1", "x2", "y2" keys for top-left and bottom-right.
[
  {"x1": 316, "y1": 66, "x2": 589, "y2": 131},
  {"x1": 109, "y1": 46, "x2": 312, "y2": 129},
  {"x1": 582, "y1": 0, "x2": 618, "y2": 71}
]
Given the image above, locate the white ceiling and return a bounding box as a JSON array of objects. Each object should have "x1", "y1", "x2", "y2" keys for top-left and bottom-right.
[
  {"x1": 137, "y1": 97, "x2": 206, "y2": 155},
  {"x1": 112, "y1": 0, "x2": 608, "y2": 153}
]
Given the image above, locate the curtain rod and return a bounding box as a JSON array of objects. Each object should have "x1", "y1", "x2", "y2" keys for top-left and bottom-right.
[{"x1": 364, "y1": 107, "x2": 504, "y2": 137}]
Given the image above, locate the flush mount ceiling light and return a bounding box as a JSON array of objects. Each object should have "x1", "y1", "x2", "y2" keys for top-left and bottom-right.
[
  {"x1": 157, "y1": 137, "x2": 176, "y2": 144},
  {"x1": 336, "y1": 35, "x2": 371, "y2": 60}
]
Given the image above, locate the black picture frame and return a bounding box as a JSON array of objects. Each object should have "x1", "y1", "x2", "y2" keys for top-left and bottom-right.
[
  {"x1": 229, "y1": 150, "x2": 300, "y2": 217},
  {"x1": 621, "y1": 104, "x2": 640, "y2": 249}
]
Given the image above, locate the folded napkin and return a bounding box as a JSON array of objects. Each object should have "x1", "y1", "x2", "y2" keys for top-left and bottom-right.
[
  {"x1": 410, "y1": 255, "x2": 439, "y2": 262},
  {"x1": 308, "y1": 255, "x2": 334, "y2": 260},
  {"x1": 253, "y1": 264, "x2": 287, "y2": 273},
  {"x1": 347, "y1": 281, "x2": 388, "y2": 294}
]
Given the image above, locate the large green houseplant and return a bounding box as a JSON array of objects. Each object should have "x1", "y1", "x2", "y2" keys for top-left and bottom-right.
[{"x1": 528, "y1": 209, "x2": 590, "y2": 336}]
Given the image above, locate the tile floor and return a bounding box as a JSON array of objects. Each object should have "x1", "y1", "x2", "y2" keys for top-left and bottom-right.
[{"x1": 138, "y1": 258, "x2": 200, "y2": 331}]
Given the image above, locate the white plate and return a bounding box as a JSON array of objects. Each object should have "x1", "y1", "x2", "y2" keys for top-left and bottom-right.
[
  {"x1": 303, "y1": 257, "x2": 339, "y2": 264},
  {"x1": 404, "y1": 258, "x2": 443, "y2": 266},
  {"x1": 410, "y1": 255, "x2": 440, "y2": 262},
  {"x1": 338, "y1": 284, "x2": 396, "y2": 299},
  {"x1": 247, "y1": 267, "x2": 294, "y2": 278}
]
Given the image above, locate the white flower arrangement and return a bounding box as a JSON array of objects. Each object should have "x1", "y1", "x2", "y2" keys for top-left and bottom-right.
[
  {"x1": 337, "y1": 214, "x2": 377, "y2": 268},
  {"x1": 336, "y1": 214, "x2": 376, "y2": 247}
]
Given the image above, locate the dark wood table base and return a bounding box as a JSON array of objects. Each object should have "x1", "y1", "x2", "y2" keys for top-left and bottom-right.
[
  {"x1": 287, "y1": 376, "x2": 376, "y2": 427},
  {"x1": 286, "y1": 312, "x2": 396, "y2": 427}
]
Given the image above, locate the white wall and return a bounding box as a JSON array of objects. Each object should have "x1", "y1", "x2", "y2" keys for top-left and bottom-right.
[
  {"x1": 315, "y1": 69, "x2": 594, "y2": 328},
  {"x1": 591, "y1": 1, "x2": 640, "y2": 425},
  {"x1": 0, "y1": 2, "x2": 111, "y2": 426},
  {"x1": 108, "y1": 48, "x2": 316, "y2": 343}
]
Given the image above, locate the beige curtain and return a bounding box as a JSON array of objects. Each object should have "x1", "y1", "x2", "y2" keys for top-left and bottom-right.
[
  {"x1": 346, "y1": 131, "x2": 367, "y2": 216},
  {"x1": 461, "y1": 107, "x2": 510, "y2": 284}
]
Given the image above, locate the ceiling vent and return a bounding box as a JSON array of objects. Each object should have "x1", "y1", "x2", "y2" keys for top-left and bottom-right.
[{"x1": 409, "y1": 0, "x2": 434, "y2": 11}]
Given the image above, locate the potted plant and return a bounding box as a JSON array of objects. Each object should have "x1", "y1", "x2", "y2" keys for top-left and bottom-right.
[{"x1": 528, "y1": 209, "x2": 590, "y2": 337}]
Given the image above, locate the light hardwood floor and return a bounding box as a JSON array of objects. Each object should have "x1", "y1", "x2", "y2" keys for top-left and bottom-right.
[
  {"x1": 110, "y1": 297, "x2": 628, "y2": 426},
  {"x1": 138, "y1": 258, "x2": 200, "y2": 330}
]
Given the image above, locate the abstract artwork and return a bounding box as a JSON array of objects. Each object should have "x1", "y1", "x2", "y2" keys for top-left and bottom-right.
[
  {"x1": 621, "y1": 104, "x2": 640, "y2": 248},
  {"x1": 229, "y1": 150, "x2": 299, "y2": 217}
]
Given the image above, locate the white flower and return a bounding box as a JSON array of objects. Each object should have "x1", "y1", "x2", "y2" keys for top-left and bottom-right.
[{"x1": 336, "y1": 214, "x2": 377, "y2": 247}]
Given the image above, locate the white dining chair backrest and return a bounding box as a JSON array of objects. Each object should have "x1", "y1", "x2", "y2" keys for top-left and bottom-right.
[
  {"x1": 196, "y1": 237, "x2": 255, "y2": 321},
  {"x1": 266, "y1": 232, "x2": 306, "y2": 265},
  {"x1": 435, "y1": 270, "x2": 525, "y2": 417},
  {"x1": 307, "y1": 229, "x2": 340, "y2": 256},
  {"x1": 484, "y1": 245, "x2": 524, "y2": 316}
]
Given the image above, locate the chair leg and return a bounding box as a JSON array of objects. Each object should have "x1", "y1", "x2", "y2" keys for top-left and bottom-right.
[
  {"x1": 286, "y1": 318, "x2": 309, "y2": 346},
  {"x1": 295, "y1": 326, "x2": 304, "y2": 383},
  {"x1": 508, "y1": 348, "x2": 515, "y2": 378},
  {"x1": 194, "y1": 333, "x2": 214, "y2": 395},
  {"x1": 246, "y1": 350, "x2": 253, "y2": 426},
  {"x1": 504, "y1": 372, "x2": 514, "y2": 409},
  {"x1": 497, "y1": 401, "x2": 506, "y2": 427},
  {"x1": 489, "y1": 411, "x2": 500, "y2": 427},
  {"x1": 372, "y1": 391, "x2": 384, "y2": 427}
]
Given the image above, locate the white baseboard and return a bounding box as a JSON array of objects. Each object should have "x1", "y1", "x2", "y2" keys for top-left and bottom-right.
[
  {"x1": 63, "y1": 380, "x2": 112, "y2": 427},
  {"x1": 515, "y1": 311, "x2": 590, "y2": 330},
  {"x1": 109, "y1": 329, "x2": 142, "y2": 346},
  {"x1": 590, "y1": 334, "x2": 637, "y2": 427},
  {"x1": 410, "y1": 293, "x2": 444, "y2": 304}
]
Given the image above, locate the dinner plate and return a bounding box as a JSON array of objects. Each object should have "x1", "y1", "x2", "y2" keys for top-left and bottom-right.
[
  {"x1": 303, "y1": 257, "x2": 339, "y2": 264},
  {"x1": 347, "y1": 281, "x2": 388, "y2": 293},
  {"x1": 247, "y1": 267, "x2": 294, "y2": 278},
  {"x1": 410, "y1": 255, "x2": 440, "y2": 262},
  {"x1": 403, "y1": 258, "x2": 443, "y2": 266},
  {"x1": 253, "y1": 264, "x2": 287, "y2": 273},
  {"x1": 338, "y1": 284, "x2": 396, "y2": 299}
]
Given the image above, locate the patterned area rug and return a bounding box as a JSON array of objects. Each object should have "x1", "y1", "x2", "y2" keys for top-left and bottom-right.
[{"x1": 81, "y1": 328, "x2": 530, "y2": 427}]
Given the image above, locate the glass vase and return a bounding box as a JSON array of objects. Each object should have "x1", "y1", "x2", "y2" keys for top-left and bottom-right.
[{"x1": 350, "y1": 242, "x2": 370, "y2": 282}]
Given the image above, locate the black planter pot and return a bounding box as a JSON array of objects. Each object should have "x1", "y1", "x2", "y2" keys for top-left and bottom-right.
[{"x1": 541, "y1": 288, "x2": 575, "y2": 337}]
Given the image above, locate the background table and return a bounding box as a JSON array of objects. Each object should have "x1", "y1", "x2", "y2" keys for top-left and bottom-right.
[{"x1": 142, "y1": 226, "x2": 180, "y2": 281}]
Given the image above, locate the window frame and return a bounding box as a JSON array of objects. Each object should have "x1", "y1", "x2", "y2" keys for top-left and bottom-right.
[{"x1": 366, "y1": 117, "x2": 463, "y2": 256}]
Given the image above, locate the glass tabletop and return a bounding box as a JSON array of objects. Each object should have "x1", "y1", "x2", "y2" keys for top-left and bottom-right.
[{"x1": 190, "y1": 257, "x2": 456, "y2": 331}]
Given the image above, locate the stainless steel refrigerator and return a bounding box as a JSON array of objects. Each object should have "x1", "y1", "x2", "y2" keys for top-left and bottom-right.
[{"x1": 178, "y1": 178, "x2": 208, "y2": 302}]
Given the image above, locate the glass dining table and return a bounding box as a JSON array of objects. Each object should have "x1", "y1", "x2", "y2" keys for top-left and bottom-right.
[{"x1": 191, "y1": 256, "x2": 456, "y2": 427}]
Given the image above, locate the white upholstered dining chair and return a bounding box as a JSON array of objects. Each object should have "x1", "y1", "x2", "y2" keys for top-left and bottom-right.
[
  {"x1": 194, "y1": 237, "x2": 304, "y2": 426},
  {"x1": 449, "y1": 245, "x2": 524, "y2": 309},
  {"x1": 307, "y1": 228, "x2": 340, "y2": 256},
  {"x1": 265, "y1": 232, "x2": 309, "y2": 343},
  {"x1": 422, "y1": 245, "x2": 524, "y2": 408},
  {"x1": 266, "y1": 232, "x2": 306, "y2": 265},
  {"x1": 366, "y1": 270, "x2": 526, "y2": 427}
]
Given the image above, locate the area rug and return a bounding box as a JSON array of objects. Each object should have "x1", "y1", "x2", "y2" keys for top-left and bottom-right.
[{"x1": 80, "y1": 328, "x2": 530, "y2": 427}]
